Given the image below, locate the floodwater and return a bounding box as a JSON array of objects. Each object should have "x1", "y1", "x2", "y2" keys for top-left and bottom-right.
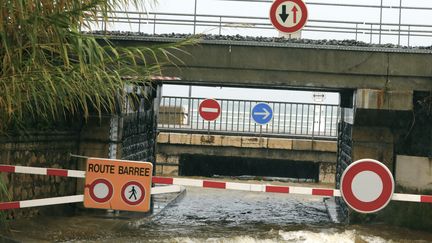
[{"x1": 4, "y1": 185, "x2": 432, "y2": 242}]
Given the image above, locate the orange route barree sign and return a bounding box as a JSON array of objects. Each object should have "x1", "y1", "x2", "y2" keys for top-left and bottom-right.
[{"x1": 84, "y1": 158, "x2": 153, "y2": 212}]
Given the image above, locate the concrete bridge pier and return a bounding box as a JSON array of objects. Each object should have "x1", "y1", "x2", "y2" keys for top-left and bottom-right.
[{"x1": 339, "y1": 89, "x2": 432, "y2": 228}]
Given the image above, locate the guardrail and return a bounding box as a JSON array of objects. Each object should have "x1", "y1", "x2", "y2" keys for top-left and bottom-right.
[
  {"x1": 91, "y1": 0, "x2": 432, "y2": 46},
  {"x1": 158, "y1": 96, "x2": 339, "y2": 139}
]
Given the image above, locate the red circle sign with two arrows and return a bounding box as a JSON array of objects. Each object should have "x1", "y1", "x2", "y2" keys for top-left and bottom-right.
[{"x1": 270, "y1": 0, "x2": 308, "y2": 33}]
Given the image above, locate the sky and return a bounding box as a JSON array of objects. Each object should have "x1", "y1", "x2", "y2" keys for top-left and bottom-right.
[
  {"x1": 117, "y1": 0, "x2": 432, "y2": 47},
  {"x1": 107, "y1": 0, "x2": 432, "y2": 105}
]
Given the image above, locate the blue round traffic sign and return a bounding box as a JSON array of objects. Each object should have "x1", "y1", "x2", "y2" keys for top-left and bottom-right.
[{"x1": 251, "y1": 103, "x2": 273, "y2": 125}]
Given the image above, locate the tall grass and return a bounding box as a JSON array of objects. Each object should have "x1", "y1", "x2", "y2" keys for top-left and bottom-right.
[
  {"x1": 0, "y1": 0, "x2": 196, "y2": 134},
  {"x1": 0, "y1": 0, "x2": 196, "y2": 224}
]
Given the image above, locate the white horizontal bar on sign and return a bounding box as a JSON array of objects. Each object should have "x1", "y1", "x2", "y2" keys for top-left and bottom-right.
[
  {"x1": 173, "y1": 178, "x2": 203, "y2": 187},
  {"x1": 67, "y1": 170, "x2": 86, "y2": 178},
  {"x1": 15, "y1": 166, "x2": 46, "y2": 175},
  {"x1": 392, "y1": 193, "x2": 421, "y2": 202},
  {"x1": 20, "y1": 195, "x2": 84, "y2": 208},
  {"x1": 290, "y1": 186, "x2": 313, "y2": 196},
  {"x1": 201, "y1": 107, "x2": 218, "y2": 113},
  {"x1": 151, "y1": 185, "x2": 184, "y2": 195}
]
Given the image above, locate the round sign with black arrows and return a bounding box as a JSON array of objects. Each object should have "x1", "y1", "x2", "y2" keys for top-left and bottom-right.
[{"x1": 270, "y1": 0, "x2": 308, "y2": 34}]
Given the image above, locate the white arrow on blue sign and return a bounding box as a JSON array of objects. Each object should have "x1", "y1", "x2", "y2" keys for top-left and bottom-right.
[{"x1": 251, "y1": 103, "x2": 273, "y2": 125}]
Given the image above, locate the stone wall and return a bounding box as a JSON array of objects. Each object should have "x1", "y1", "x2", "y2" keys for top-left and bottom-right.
[
  {"x1": 0, "y1": 132, "x2": 80, "y2": 219},
  {"x1": 121, "y1": 84, "x2": 161, "y2": 165},
  {"x1": 335, "y1": 112, "x2": 353, "y2": 223},
  {"x1": 0, "y1": 83, "x2": 162, "y2": 219}
]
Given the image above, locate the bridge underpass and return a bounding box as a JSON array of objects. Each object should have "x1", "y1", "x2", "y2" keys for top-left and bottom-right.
[
  {"x1": 155, "y1": 95, "x2": 339, "y2": 183},
  {"x1": 110, "y1": 35, "x2": 431, "y2": 189},
  {"x1": 104, "y1": 23, "x2": 432, "y2": 225}
]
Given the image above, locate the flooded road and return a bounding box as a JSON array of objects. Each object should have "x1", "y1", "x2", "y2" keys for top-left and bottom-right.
[{"x1": 4, "y1": 185, "x2": 432, "y2": 242}]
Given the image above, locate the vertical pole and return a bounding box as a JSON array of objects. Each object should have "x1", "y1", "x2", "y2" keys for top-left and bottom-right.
[
  {"x1": 370, "y1": 24, "x2": 373, "y2": 44},
  {"x1": 311, "y1": 105, "x2": 316, "y2": 140},
  {"x1": 103, "y1": 18, "x2": 107, "y2": 33},
  {"x1": 219, "y1": 17, "x2": 222, "y2": 35},
  {"x1": 398, "y1": 0, "x2": 402, "y2": 45},
  {"x1": 153, "y1": 14, "x2": 157, "y2": 34},
  {"x1": 355, "y1": 23, "x2": 358, "y2": 41},
  {"x1": 242, "y1": 101, "x2": 246, "y2": 132},
  {"x1": 208, "y1": 121, "x2": 210, "y2": 135},
  {"x1": 408, "y1": 25, "x2": 411, "y2": 47},
  {"x1": 259, "y1": 125, "x2": 262, "y2": 139},
  {"x1": 188, "y1": 86, "x2": 192, "y2": 125},
  {"x1": 193, "y1": 0, "x2": 198, "y2": 34},
  {"x1": 138, "y1": 13, "x2": 141, "y2": 33},
  {"x1": 379, "y1": 0, "x2": 383, "y2": 44}
]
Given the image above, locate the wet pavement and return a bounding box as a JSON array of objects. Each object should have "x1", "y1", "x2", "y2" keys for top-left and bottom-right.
[{"x1": 2, "y1": 181, "x2": 432, "y2": 242}]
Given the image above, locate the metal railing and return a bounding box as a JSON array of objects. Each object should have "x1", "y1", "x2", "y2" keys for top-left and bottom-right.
[
  {"x1": 91, "y1": 0, "x2": 432, "y2": 47},
  {"x1": 158, "y1": 96, "x2": 339, "y2": 139}
]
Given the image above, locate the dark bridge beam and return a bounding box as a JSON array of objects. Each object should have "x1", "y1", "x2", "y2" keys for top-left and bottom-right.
[{"x1": 110, "y1": 37, "x2": 432, "y2": 91}]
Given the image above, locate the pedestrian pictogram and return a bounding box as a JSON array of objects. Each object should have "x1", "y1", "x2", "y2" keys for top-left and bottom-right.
[
  {"x1": 121, "y1": 181, "x2": 145, "y2": 205},
  {"x1": 270, "y1": 0, "x2": 308, "y2": 33},
  {"x1": 251, "y1": 103, "x2": 273, "y2": 125},
  {"x1": 340, "y1": 159, "x2": 394, "y2": 214},
  {"x1": 199, "y1": 99, "x2": 221, "y2": 121},
  {"x1": 84, "y1": 158, "x2": 152, "y2": 212}
]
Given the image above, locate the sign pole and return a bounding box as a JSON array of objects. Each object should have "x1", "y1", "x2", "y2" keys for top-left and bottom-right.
[
  {"x1": 259, "y1": 125, "x2": 262, "y2": 138},
  {"x1": 208, "y1": 121, "x2": 211, "y2": 135},
  {"x1": 251, "y1": 103, "x2": 273, "y2": 128}
]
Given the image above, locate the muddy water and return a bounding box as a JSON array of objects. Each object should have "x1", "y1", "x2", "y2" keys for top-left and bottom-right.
[{"x1": 4, "y1": 186, "x2": 432, "y2": 242}]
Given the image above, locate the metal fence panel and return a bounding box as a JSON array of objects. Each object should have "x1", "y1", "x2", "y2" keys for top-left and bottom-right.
[{"x1": 158, "y1": 96, "x2": 340, "y2": 139}]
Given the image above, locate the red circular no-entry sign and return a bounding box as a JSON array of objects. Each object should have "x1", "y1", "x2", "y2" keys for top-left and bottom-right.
[
  {"x1": 87, "y1": 178, "x2": 114, "y2": 203},
  {"x1": 270, "y1": 0, "x2": 308, "y2": 34},
  {"x1": 340, "y1": 159, "x2": 394, "y2": 214},
  {"x1": 199, "y1": 99, "x2": 221, "y2": 121}
]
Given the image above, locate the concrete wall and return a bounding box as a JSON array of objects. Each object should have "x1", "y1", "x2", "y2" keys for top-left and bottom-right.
[
  {"x1": 339, "y1": 90, "x2": 432, "y2": 229},
  {"x1": 156, "y1": 133, "x2": 337, "y2": 183},
  {"x1": 396, "y1": 155, "x2": 432, "y2": 191}
]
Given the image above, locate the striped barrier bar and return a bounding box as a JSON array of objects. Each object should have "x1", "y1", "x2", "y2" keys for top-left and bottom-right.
[
  {"x1": 152, "y1": 176, "x2": 432, "y2": 204},
  {"x1": 1, "y1": 165, "x2": 431, "y2": 205},
  {"x1": 0, "y1": 185, "x2": 184, "y2": 210},
  {"x1": 0, "y1": 165, "x2": 85, "y2": 178},
  {"x1": 152, "y1": 176, "x2": 340, "y2": 197}
]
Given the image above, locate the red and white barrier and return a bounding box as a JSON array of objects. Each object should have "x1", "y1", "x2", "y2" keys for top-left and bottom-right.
[
  {"x1": 152, "y1": 176, "x2": 432, "y2": 204},
  {"x1": 0, "y1": 185, "x2": 184, "y2": 210},
  {"x1": 0, "y1": 195, "x2": 84, "y2": 210},
  {"x1": 0, "y1": 165, "x2": 85, "y2": 178},
  {"x1": 392, "y1": 193, "x2": 432, "y2": 203},
  {"x1": 153, "y1": 176, "x2": 339, "y2": 196},
  {"x1": 0, "y1": 164, "x2": 431, "y2": 212}
]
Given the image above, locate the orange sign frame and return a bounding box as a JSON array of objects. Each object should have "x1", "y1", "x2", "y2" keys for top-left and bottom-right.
[{"x1": 83, "y1": 158, "x2": 153, "y2": 212}]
